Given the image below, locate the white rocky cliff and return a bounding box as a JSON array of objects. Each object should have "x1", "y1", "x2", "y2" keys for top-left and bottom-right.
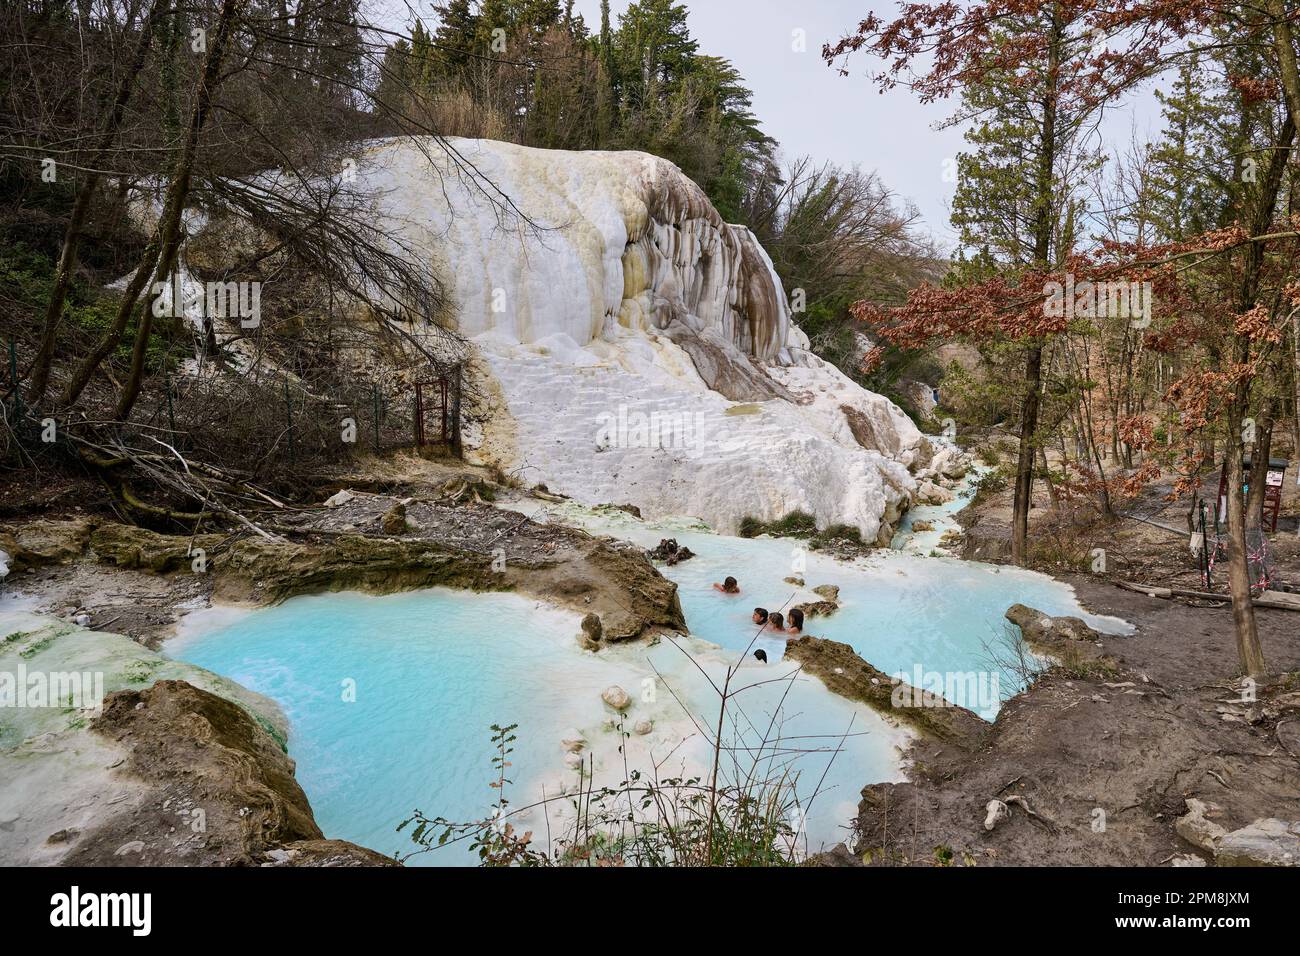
[{"x1": 205, "y1": 137, "x2": 955, "y2": 541}]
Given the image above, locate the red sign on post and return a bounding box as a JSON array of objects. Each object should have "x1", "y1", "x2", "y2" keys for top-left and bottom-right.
[{"x1": 1216, "y1": 457, "x2": 1288, "y2": 533}]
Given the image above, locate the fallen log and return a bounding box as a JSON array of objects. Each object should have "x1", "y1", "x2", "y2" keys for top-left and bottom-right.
[{"x1": 1117, "y1": 580, "x2": 1300, "y2": 611}]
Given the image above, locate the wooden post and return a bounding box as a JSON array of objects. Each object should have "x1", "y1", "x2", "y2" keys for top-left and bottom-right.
[
  {"x1": 284, "y1": 378, "x2": 294, "y2": 462},
  {"x1": 450, "y1": 365, "x2": 463, "y2": 458}
]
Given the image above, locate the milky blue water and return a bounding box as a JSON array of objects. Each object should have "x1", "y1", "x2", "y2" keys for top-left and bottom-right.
[
  {"x1": 538, "y1": 507, "x2": 1132, "y2": 710},
  {"x1": 169, "y1": 507, "x2": 1131, "y2": 866},
  {"x1": 170, "y1": 589, "x2": 609, "y2": 864},
  {"x1": 890, "y1": 465, "x2": 987, "y2": 552},
  {"x1": 172, "y1": 584, "x2": 915, "y2": 862}
]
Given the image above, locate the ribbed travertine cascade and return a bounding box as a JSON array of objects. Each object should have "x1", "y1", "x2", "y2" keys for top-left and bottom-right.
[{"x1": 359, "y1": 138, "x2": 791, "y2": 358}]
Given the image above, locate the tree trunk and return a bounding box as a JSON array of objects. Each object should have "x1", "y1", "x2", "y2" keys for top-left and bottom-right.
[
  {"x1": 59, "y1": 0, "x2": 242, "y2": 414},
  {"x1": 1012, "y1": 4, "x2": 1061, "y2": 566},
  {"x1": 1246, "y1": 401, "x2": 1274, "y2": 525},
  {"x1": 1292, "y1": 310, "x2": 1300, "y2": 464},
  {"x1": 115, "y1": 0, "x2": 244, "y2": 421},
  {"x1": 28, "y1": 0, "x2": 166, "y2": 404},
  {"x1": 1011, "y1": 344, "x2": 1044, "y2": 565},
  {"x1": 1217, "y1": 61, "x2": 1296, "y2": 676}
]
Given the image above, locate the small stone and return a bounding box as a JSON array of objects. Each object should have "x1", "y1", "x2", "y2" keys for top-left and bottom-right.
[
  {"x1": 783, "y1": 576, "x2": 805, "y2": 586},
  {"x1": 114, "y1": 840, "x2": 146, "y2": 856},
  {"x1": 581, "y1": 613, "x2": 603, "y2": 643},
  {"x1": 910, "y1": 520, "x2": 934, "y2": 533},
  {"x1": 72, "y1": 613, "x2": 91, "y2": 627},
  {"x1": 323, "y1": 490, "x2": 354, "y2": 508},
  {"x1": 984, "y1": 799, "x2": 1008, "y2": 832},
  {"x1": 380, "y1": 502, "x2": 408, "y2": 535},
  {"x1": 812, "y1": 585, "x2": 840, "y2": 603},
  {"x1": 1175, "y1": 798, "x2": 1228, "y2": 853},
  {"x1": 601, "y1": 685, "x2": 631, "y2": 711},
  {"x1": 633, "y1": 719, "x2": 653, "y2": 735}
]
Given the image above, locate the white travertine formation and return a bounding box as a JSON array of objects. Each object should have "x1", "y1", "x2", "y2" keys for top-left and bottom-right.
[{"x1": 345, "y1": 138, "x2": 940, "y2": 539}]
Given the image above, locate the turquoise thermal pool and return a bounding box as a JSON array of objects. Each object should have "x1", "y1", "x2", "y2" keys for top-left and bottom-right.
[{"x1": 169, "y1": 510, "x2": 1129, "y2": 865}]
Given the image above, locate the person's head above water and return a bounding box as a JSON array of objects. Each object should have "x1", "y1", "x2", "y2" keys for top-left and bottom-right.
[
  {"x1": 722, "y1": 576, "x2": 739, "y2": 593},
  {"x1": 753, "y1": 608, "x2": 768, "y2": 625},
  {"x1": 753, "y1": 649, "x2": 768, "y2": 664},
  {"x1": 788, "y1": 608, "x2": 804, "y2": 632},
  {"x1": 768, "y1": 611, "x2": 785, "y2": 630}
]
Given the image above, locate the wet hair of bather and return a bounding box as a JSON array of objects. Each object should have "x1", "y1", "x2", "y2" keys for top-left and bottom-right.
[
  {"x1": 753, "y1": 607, "x2": 768, "y2": 625},
  {"x1": 754, "y1": 649, "x2": 768, "y2": 664},
  {"x1": 787, "y1": 608, "x2": 804, "y2": 633},
  {"x1": 767, "y1": 611, "x2": 784, "y2": 631}
]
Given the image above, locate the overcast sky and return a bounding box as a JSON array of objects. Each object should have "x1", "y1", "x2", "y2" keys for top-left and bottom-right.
[
  {"x1": 575, "y1": 0, "x2": 969, "y2": 242},
  {"x1": 387, "y1": 0, "x2": 1164, "y2": 251}
]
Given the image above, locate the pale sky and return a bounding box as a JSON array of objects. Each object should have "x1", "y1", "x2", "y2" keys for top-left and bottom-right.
[
  {"x1": 576, "y1": 0, "x2": 970, "y2": 245},
  {"x1": 381, "y1": 0, "x2": 1164, "y2": 251}
]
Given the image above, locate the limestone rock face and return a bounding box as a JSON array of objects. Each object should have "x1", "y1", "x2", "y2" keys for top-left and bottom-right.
[
  {"x1": 321, "y1": 137, "x2": 936, "y2": 541},
  {"x1": 0, "y1": 610, "x2": 388, "y2": 867},
  {"x1": 917, "y1": 480, "x2": 955, "y2": 505},
  {"x1": 795, "y1": 600, "x2": 838, "y2": 619},
  {"x1": 380, "y1": 502, "x2": 408, "y2": 535},
  {"x1": 783, "y1": 636, "x2": 987, "y2": 745},
  {"x1": 0, "y1": 517, "x2": 95, "y2": 570}
]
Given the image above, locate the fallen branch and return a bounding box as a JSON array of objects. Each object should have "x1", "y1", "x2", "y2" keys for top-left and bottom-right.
[{"x1": 1117, "y1": 580, "x2": 1300, "y2": 612}]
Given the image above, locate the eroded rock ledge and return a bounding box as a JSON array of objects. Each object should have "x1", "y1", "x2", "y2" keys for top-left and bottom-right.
[
  {"x1": 70, "y1": 680, "x2": 393, "y2": 867},
  {"x1": 784, "y1": 636, "x2": 987, "y2": 746},
  {"x1": 2, "y1": 492, "x2": 687, "y2": 643}
]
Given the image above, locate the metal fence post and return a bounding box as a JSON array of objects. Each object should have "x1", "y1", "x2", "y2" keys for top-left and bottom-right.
[{"x1": 284, "y1": 378, "x2": 294, "y2": 463}]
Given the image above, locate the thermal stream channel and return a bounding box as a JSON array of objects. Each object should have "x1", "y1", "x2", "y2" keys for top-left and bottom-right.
[{"x1": 169, "y1": 498, "x2": 1131, "y2": 865}]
